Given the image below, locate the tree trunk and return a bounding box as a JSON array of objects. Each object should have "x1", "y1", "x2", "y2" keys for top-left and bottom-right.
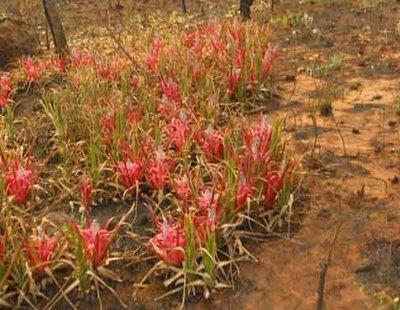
[
  {"x1": 181, "y1": 0, "x2": 187, "y2": 13},
  {"x1": 240, "y1": 0, "x2": 254, "y2": 20},
  {"x1": 42, "y1": 0, "x2": 68, "y2": 56}
]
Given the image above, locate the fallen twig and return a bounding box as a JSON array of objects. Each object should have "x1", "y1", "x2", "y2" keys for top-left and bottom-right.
[{"x1": 316, "y1": 222, "x2": 343, "y2": 310}]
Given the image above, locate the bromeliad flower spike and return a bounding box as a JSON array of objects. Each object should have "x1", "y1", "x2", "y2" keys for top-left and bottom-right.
[{"x1": 79, "y1": 177, "x2": 93, "y2": 212}]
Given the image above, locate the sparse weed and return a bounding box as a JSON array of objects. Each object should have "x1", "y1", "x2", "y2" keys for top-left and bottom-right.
[{"x1": 315, "y1": 82, "x2": 335, "y2": 116}]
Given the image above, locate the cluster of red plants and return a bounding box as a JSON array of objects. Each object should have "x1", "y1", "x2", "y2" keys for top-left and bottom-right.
[{"x1": 0, "y1": 18, "x2": 296, "y2": 306}]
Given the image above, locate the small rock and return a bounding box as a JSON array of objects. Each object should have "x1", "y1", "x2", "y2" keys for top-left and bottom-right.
[
  {"x1": 388, "y1": 120, "x2": 397, "y2": 127},
  {"x1": 391, "y1": 174, "x2": 399, "y2": 184},
  {"x1": 352, "y1": 128, "x2": 360, "y2": 134},
  {"x1": 372, "y1": 94, "x2": 382, "y2": 100}
]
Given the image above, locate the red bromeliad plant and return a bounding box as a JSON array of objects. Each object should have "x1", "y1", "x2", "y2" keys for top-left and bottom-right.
[
  {"x1": 160, "y1": 78, "x2": 182, "y2": 105},
  {"x1": 236, "y1": 176, "x2": 254, "y2": 211},
  {"x1": 146, "y1": 149, "x2": 175, "y2": 191},
  {"x1": 130, "y1": 74, "x2": 141, "y2": 90},
  {"x1": 242, "y1": 116, "x2": 272, "y2": 165},
  {"x1": 65, "y1": 220, "x2": 113, "y2": 290},
  {"x1": 235, "y1": 46, "x2": 246, "y2": 69},
  {"x1": 227, "y1": 46, "x2": 246, "y2": 95},
  {"x1": 96, "y1": 58, "x2": 126, "y2": 84},
  {"x1": 197, "y1": 126, "x2": 224, "y2": 162},
  {"x1": 126, "y1": 106, "x2": 143, "y2": 126},
  {"x1": 144, "y1": 38, "x2": 164, "y2": 73},
  {"x1": 264, "y1": 163, "x2": 293, "y2": 207},
  {"x1": 24, "y1": 234, "x2": 59, "y2": 274},
  {"x1": 80, "y1": 222, "x2": 112, "y2": 269},
  {"x1": 0, "y1": 75, "x2": 12, "y2": 108},
  {"x1": 158, "y1": 97, "x2": 177, "y2": 120},
  {"x1": 195, "y1": 187, "x2": 222, "y2": 243},
  {"x1": 117, "y1": 158, "x2": 144, "y2": 190},
  {"x1": 65, "y1": 203, "x2": 135, "y2": 292},
  {"x1": 260, "y1": 44, "x2": 280, "y2": 78},
  {"x1": 70, "y1": 221, "x2": 112, "y2": 270},
  {"x1": 227, "y1": 68, "x2": 242, "y2": 95},
  {"x1": 0, "y1": 91, "x2": 8, "y2": 109},
  {"x1": 149, "y1": 216, "x2": 186, "y2": 266},
  {"x1": 168, "y1": 113, "x2": 191, "y2": 152},
  {"x1": 0, "y1": 75, "x2": 11, "y2": 94},
  {"x1": 54, "y1": 57, "x2": 69, "y2": 73},
  {"x1": 21, "y1": 57, "x2": 44, "y2": 83},
  {"x1": 100, "y1": 111, "x2": 116, "y2": 135},
  {"x1": 4, "y1": 157, "x2": 35, "y2": 204},
  {"x1": 172, "y1": 175, "x2": 192, "y2": 201},
  {"x1": 71, "y1": 52, "x2": 93, "y2": 68}
]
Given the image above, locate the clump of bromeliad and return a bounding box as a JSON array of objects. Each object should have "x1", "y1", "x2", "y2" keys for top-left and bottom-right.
[{"x1": 0, "y1": 17, "x2": 295, "y2": 307}]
